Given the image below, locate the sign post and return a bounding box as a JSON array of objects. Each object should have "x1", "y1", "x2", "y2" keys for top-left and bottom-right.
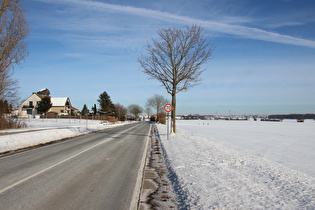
[{"x1": 163, "y1": 103, "x2": 173, "y2": 140}]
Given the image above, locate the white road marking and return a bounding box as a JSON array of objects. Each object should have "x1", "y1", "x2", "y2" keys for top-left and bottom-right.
[{"x1": 0, "y1": 124, "x2": 140, "y2": 195}]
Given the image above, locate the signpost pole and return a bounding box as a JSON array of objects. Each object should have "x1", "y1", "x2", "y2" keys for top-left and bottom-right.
[
  {"x1": 167, "y1": 112, "x2": 169, "y2": 140},
  {"x1": 164, "y1": 103, "x2": 173, "y2": 140}
]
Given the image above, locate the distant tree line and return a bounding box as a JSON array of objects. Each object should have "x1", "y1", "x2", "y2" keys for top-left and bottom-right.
[
  {"x1": 268, "y1": 114, "x2": 315, "y2": 120},
  {"x1": 80, "y1": 91, "x2": 144, "y2": 121},
  {"x1": 79, "y1": 91, "x2": 171, "y2": 122}
]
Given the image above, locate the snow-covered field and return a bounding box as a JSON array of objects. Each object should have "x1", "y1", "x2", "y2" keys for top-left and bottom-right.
[
  {"x1": 157, "y1": 119, "x2": 315, "y2": 209},
  {"x1": 0, "y1": 118, "x2": 132, "y2": 153},
  {"x1": 2, "y1": 118, "x2": 315, "y2": 208}
]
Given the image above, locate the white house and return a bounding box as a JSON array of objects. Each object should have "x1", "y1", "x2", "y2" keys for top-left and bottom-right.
[
  {"x1": 18, "y1": 93, "x2": 44, "y2": 118},
  {"x1": 18, "y1": 89, "x2": 77, "y2": 118}
]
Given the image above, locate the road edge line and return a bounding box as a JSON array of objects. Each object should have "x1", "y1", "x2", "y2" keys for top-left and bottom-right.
[{"x1": 129, "y1": 123, "x2": 151, "y2": 210}]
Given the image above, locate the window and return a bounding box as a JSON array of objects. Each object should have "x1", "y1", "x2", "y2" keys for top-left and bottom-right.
[{"x1": 29, "y1": 101, "x2": 33, "y2": 107}]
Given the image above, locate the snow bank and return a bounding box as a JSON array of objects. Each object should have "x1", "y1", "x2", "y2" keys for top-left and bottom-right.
[
  {"x1": 0, "y1": 118, "x2": 132, "y2": 153},
  {"x1": 157, "y1": 120, "x2": 315, "y2": 209}
]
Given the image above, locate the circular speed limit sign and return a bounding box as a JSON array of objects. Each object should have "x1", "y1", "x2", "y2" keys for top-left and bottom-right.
[{"x1": 163, "y1": 103, "x2": 173, "y2": 112}]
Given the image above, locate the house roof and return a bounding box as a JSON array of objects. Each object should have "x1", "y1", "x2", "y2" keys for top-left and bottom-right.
[{"x1": 51, "y1": 97, "x2": 70, "y2": 107}]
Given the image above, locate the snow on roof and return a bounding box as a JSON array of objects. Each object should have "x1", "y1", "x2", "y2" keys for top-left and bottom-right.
[
  {"x1": 50, "y1": 97, "x2": 69, "y2": 107},
  {"x1": 38, "y1": 88, "x2": 49, "y2": 92},
  {"x1": 36, "y1": 88, "x2": 50, "y2": 96}
]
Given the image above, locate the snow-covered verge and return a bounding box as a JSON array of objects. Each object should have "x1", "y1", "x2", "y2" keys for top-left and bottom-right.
[
  {"x1": 157, "y1": 120, "x2": 315, "y2": 209},
  {"x1": 0, "y1": 118, "x2": 134, "y2": 153}
]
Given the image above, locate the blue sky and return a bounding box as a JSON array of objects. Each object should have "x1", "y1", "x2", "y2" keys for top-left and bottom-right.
[{"x1": 16, "y1": 0, "x2": 315, "y2": 115}]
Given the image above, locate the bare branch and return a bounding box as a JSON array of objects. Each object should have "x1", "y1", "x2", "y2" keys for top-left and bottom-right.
[
  {"x1": 146, "y1": 94, "x2": 169, "y2": 120},
  {"x1": 0, "y1": 0, "x2": 28, "y2": 104}
]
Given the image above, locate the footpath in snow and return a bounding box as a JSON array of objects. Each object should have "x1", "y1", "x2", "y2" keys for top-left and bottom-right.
[
  {"x1": 0, "y1": 118, "x2": 133, "y2": 153},
  {"x1": 157, "y1": 120, "x2": 315, "y2": 209}
]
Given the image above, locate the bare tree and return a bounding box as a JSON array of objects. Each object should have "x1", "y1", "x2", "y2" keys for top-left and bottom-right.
[
  {"x1": 146, "y1": 94, "x2": 168, "y2": 122},
  {"x1": 144, "y1": 106, "x2": 152, "y2": 118},
  {"x1": 138, "y1": 25, "x2": 213, "y2": 132},
  {"x1": 128, "y1": 104, "x2": 143, "y2": 120},
  {"x1": 114, "y1": 103, "x2": 127, "y2": 121},
  {"x1": 0, "y1": 0, "x2": 29, "y2": 105},
  {"x1": 0, "y1": 71, "x2": 19, "y2": 105}
]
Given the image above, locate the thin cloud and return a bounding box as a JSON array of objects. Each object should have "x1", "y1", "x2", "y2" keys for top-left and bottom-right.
[
  {"x1": 266, "y1": 21, "x2": 305, "y2": 29},
  {"x1": 36, "y1": 0, "x2": 315, "y2": 49}
]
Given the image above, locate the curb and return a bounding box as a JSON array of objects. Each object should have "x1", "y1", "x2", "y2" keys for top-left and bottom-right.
[{"x1": 138, "y1": 124, "x2": 178, "y2": 209}]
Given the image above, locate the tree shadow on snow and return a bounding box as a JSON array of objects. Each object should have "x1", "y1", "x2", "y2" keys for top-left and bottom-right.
[{"x1": 154, "y1": 126, "x2": 196, "y2": 209}]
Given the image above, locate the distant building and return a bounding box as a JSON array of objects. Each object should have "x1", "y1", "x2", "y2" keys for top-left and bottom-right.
[
  {"x1": 49, "y1": 97, "x2": 72, "y2": 115},
  {"x1": 182, "y1": 114, "x2": 209, "y2": 120},
  {"x1": 17, "y1": 88, "x2": 77, "y2": 118}
]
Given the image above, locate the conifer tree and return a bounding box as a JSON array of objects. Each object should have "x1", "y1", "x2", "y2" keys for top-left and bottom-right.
[
  {"x1": 37, "y1": 96, "x2": 52, "y2": 115},
  {"x1": 97, "y1": 91, "x2": 116, "y2": 116},
  {"x1": 92, "y1": 104, "x2": 97, "y2": 116},
  {"x1": 81, "y1": 104, "x2": 89, "y2": 116},
  {"x1": 0, "y1": 99, "x2": 10, "y2": 114}
]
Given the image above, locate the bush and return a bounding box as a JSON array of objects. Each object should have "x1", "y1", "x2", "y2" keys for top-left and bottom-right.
[
  {"x1": 158, "y1": 111, "x2": 166, "y2": 124},
  {"x1": 0, "y1": 117, "x2": 27, "y2": 130}
]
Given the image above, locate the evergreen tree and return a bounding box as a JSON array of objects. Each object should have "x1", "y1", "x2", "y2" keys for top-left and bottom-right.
[
  {"x1": 0, "y1": 100, "x2": 10, "y2": 114},
  {"x1": 97, "y1": 91, "x2": 116, "y2": 116},
  {"x1": 0, "y1": 99, "x2": 12, "y2": 116},
  {"x1": 92, "y1": 104, "x2": 97, "y2": 116},
  {"x1": 37, "y1": 96, "x2": 52, "y2": 114},
  {"x1": 81, "y1": 104, "x2": 89, "y2": 116}
]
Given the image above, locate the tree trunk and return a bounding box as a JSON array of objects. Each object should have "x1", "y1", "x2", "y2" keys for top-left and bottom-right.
[{"x1": 171, "y1": 93, "x2": 176, "y2": 133}]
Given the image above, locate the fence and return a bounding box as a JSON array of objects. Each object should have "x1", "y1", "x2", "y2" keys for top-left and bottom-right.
[{"x1": 40, "y1": 114, "x2": 118, "y2": 122}]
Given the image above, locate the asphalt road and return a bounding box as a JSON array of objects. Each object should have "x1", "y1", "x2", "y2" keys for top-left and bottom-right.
[{"x1": 0, "y1": 122, "x2": 151, "y2": 210}]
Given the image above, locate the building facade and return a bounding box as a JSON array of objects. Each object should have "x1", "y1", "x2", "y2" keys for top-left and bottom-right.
[{"x1": 18, "y1": 89, "x2": 77, "y2": 118}]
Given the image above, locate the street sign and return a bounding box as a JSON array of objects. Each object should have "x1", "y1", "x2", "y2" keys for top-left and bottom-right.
[{"x1": 164, "y1": 103, "x2": 173, "y2": 112}]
